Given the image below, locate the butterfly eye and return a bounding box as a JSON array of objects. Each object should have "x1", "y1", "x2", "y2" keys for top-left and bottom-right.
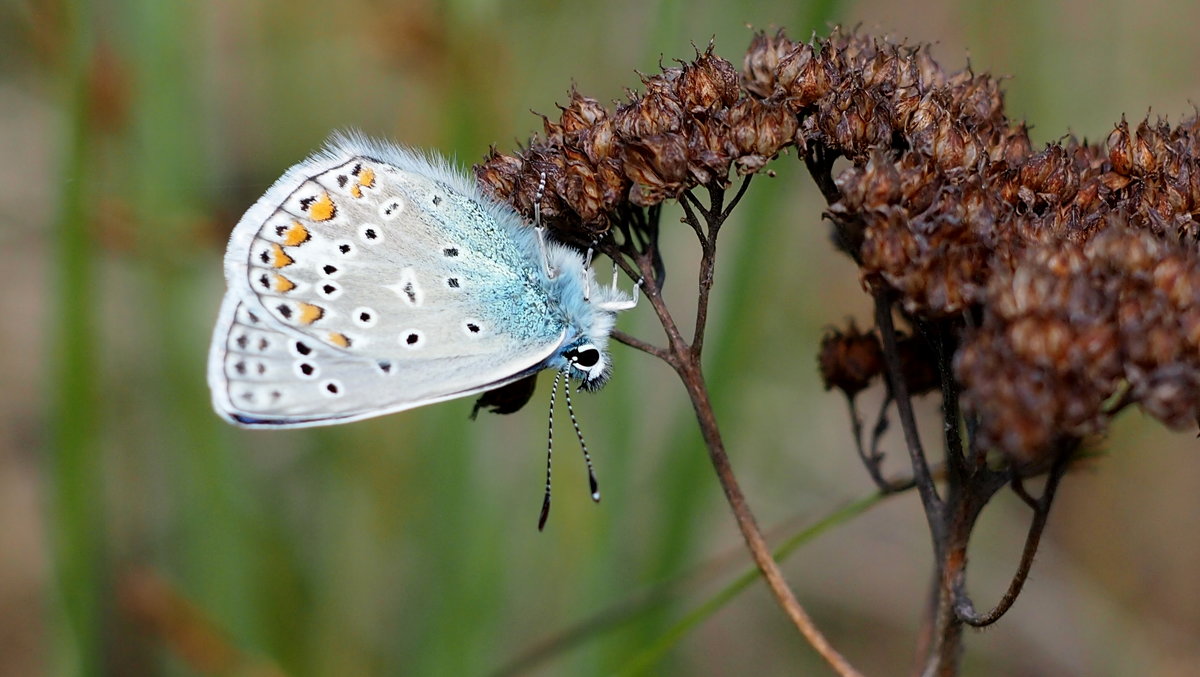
[{"x1": 570, "y1": 346, "x2": 601, "y2": 368}]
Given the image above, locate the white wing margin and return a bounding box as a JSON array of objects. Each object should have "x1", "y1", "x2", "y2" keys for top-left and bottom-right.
[{"x1": 207, "y1": 295, "x2": 563, "y2": 428}]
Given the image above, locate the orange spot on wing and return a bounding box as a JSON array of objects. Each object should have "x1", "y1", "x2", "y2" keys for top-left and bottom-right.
[
  {"x1": 328, "y1": 332, "x2": 350, "y2": 348},
  {"x1": 350, "y1": 185, "x2": 362, "y2": 199},
  {"x1": 273, "y1": 275, "x2": 296, "y2": 292},
  {"x1": 297, "y1": 303, "x2": 324, "y2": 325},
  {"x1": 358, "y1": 167, "x2": 375, "y2": 188},
  {"x1": 283, "y1": 222, "x2": 309, "y2": 246},
  {"x1": 270, "y1": 243, "x2": 294, "y2": 268},
  {"x1": 308, "y1": 192, "x2": 336, "y2": 221}
]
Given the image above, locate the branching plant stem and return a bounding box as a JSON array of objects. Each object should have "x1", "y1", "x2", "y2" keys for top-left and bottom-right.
[
  {"x1": 953, "y1": 447, "x2": 1072, "y2": 627},
  {"x1": 609, "y1": 178, "x2": 863, "y2": 677},
  {"x1": 795, "y1": 141, "x2": 1071, "y2": 676}
]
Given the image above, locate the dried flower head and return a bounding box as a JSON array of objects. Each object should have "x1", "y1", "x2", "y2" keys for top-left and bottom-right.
[
  {"x1": 475, "y1": 41, "x2": 794, "y2": 239},
  {"x1": 819, "y1": 322, "x2": 885, "y2": 398},
  {"x1": 476, "y1": 28, "x2": 1200, "y2": 464}
]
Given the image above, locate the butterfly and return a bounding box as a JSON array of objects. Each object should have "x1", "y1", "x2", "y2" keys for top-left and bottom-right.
[{"x1": 207, "y1": 133, "x2": 637, "y2": 527}]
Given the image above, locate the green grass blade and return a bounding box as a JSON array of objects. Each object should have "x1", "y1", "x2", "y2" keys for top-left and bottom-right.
[
  {"x1": 47, "y1": 1, "x2": 102, "y2": 674},
  {"x1": 615, "y1": 491, "x2": 887, "y2": 676}
]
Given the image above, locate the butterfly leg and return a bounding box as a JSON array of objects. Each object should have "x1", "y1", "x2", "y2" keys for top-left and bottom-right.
[
  {"x1": 582, "y1": 246, "x2": 594, "y2": 301},
  {"x1": 595, "y1": 263, "x2": 642, "y2": 311},
  {"x1": 628, "y1": 275, "x2": 642, "y2": 307},
  {"x1": 534, "y1": 172, "x2": 557, "y2": 279},
  {"x1": 536, "y1": 227, "x2": 557, "y2": 279}
]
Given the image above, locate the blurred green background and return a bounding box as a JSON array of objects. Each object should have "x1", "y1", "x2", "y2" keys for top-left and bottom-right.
[{"x1": 4, "y1": 0, "x2": 1200, "y2": 675}]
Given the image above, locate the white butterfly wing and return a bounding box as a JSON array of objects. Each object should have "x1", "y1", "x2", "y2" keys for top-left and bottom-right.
[
  {"x1": 208, "y1": 296, "x2": 560, "y2": 427},
  {"x1": 208, "y1": 136, "x2": 570, "y2": 427}
]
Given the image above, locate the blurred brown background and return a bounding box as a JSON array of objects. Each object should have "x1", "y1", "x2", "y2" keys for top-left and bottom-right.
[{"x1": 3, "y1": 0, "x2": 1198, "y2": 675}]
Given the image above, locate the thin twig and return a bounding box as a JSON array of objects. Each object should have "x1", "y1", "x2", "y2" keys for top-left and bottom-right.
[
  {"x1": 803, "y1": 141, "x2": 842, "y2": 204},
  {"x1": 611, "y1": 329, "x2": 674, "y2": 364},
  {"x1": 690, "y1": 239, "x2": 716, "y2": 360},
  {"x1": 874, "y1": 292, "x2": 945, "y2": 532},
  {"x1": 869, "y1": 390, "x2": 893, "y2": 467},
  {"x1": 721, "y1": 175, "x2": 755, "y2": 221},
  {"x1": 1009, "y1": 474, "x2": 1039, "y2": 510},
  {"x1": 682, "y1": 189, "x2": 712, "y2": 224},
  {"x1": 929, "y1": 321, "x2": 967, "y2": 481},
  {"x1": 705, "y1": 182, "x2": 725, "y2": 219},
  {"x1": 925, "y1": 454, "x2": 1007, "y2": 676},
  {"x1": 965, "y1": 411, "x2": 985, "y2": 472},
  {"x1": 604, "y1": 247, "x2": 642, "y2": 284},
  {"x1": 672, "y1": 356, "x2": 863, "y2": 677},
  {"x1": 953, "y1": 447, "x2": 1073, "y2": 627},
  {"x1": 498, "y1": 481, "x2": 917, "y2": 677},
  {"x1": 846, "y1": 394, "x2": 893, "y2": 492},
  {"x1": 688, "y1": 185, "x2": 736, "y2": 359},
  {"x1": 679, "y1": 191, "x2": 709, "y2": 246},
  {"x1": 630, "y1": 250, "x2": 686, "y2": 348}
]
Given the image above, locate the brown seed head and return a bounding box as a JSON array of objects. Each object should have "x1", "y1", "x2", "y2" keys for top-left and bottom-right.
[
  {"x1": 1133, "y1": 118, "x2": 1160, "y2": 175},
  {"x1": 622, "y1": 133, "x2": 690, "y2": 206},
  {"x1": 930, "y1": 119, "x2": 980, "y2": 172},
  {"x1": 615, "y1": 84, "x2": 685, "y2": 139},
  {"x1": 859, "y1": 148, "x2": 903, "y2": 208},
  {"x1": 562, "y1": 148, "x2": 611, "y2": 225},
  {"x1": 726, "y1": 98, "x2": 798, "y2": 174},
  {"x1": 818, "y1": 322, "x2": 885, "y2": 397},
  {"x1": 686, "y1": 115, "x2": 733, "y2": 186},
  {"x1": 475, "y1": 148, "x2": 524, "y2": 205},
  {"x1": 677, "y1": 44, "x2": 740, "y2": 114},
  {"x1": 743, "y1": 29, "x2": 797, "y2": 99},
  {"x1": 559, "y1": 88, "x2": 609, "y2": 136},
  {"x1": 1107, "y1": 117, "x2": 1134, "y2": 176},
  {"x1": 781, "y1": 42, "x2": 836, "y2": 110}
]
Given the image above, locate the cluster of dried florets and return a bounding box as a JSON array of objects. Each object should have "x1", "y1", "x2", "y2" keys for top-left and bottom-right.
[
  {"x1": 780, "y1": 29, "x2": 1200, "y2": 461},
  {"x1": 476, "y1": 43, "x2": 796, "y2": 237},
  {"x1": 956, "y1": 229, "x2": 1200, "y2": 459},
  {"x1": 477, "y1": 28, "x2": 1200, "y2": 463}
]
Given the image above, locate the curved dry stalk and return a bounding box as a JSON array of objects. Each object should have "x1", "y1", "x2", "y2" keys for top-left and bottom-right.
[
  {"x1": 954, "y1": 449, "x2": 1073, "y2": 627},
  {"x1": 608, "y1": 188, "x2": 863, "y2": 677}
]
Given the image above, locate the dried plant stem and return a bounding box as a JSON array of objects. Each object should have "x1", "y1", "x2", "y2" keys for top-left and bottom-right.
[
  {"x1": 845, "y1": 392, "x2": 909, "y2": 493},
  {"x1": 610, "y1": 329, "x2": 671, "y2": 363},
  {"x1": 928, "y1": 321, "x2": 967, "y2": 480},
  {"x1": 874, "y1": 293, "x2": 945, "y2": 538},
  {"x1": 611, "y1": 188, "x2": 863, "y2": 677},
  {"x1": 872, "y1": 292, "x2": 1014, "y2": 676},
  {"x1": 954, "y1": 448, "x2": 1072, "y2": 627},
  {"x1": 673, "y1": 357, "x2": 862, "y2": 677}
]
